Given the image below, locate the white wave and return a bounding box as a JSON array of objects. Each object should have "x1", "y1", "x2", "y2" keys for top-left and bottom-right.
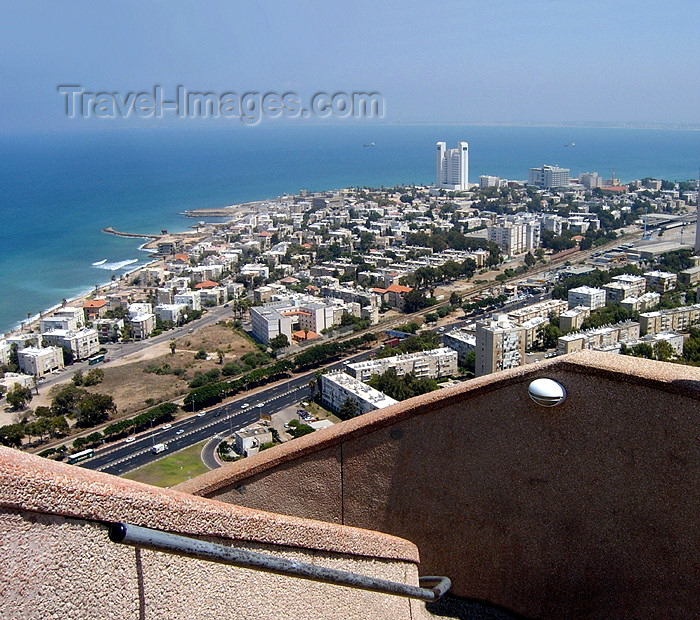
[
  {"x1": 95, "y1": 258, "x2": 139, "y2": 271},
  {"x1": 92, "y1": 259, "x2": 107, "y2": 266}
]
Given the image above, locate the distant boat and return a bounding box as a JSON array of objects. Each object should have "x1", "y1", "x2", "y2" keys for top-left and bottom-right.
[
  {"x1": 364, "y1": 142, "x2": 376, "y2": 147},
  {"x1": 92, "y1": 259, "x2": 107, "y2": 266},
  {"x1": 564, "y1": 142, "x2": 575, "y2": 147}
]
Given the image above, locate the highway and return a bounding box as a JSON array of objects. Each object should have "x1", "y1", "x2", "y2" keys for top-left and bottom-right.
[{"x1": 82, "y1": 348, "x2": 373, "y2": 475}]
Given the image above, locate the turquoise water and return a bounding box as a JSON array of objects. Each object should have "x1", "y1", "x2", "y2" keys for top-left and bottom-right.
[{"x1": 0, "y1": 124, "x2": 698, "y2": 334}]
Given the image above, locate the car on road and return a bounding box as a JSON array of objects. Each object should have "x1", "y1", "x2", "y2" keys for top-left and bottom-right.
[
  {"x1": 175, "y1": 429, "x2": 185, "y2": 435},
  {"x1": 196, "y1": 412, "x2": 206, "y2": 417},
  {"x1": 162, "y1": 424, "x2": 172, "y2": 430},
  {"x1": 255, "y1": 403, "x2": 264, "y2": 408},
  {"x1": 125, "y1": 437, "x2": 135, "y2": 443},
  {"x1": 240, "y1": 403, "x2": 250, "y2": 409}
]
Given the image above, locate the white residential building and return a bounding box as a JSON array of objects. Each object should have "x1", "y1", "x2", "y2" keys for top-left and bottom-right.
[
  {"x1": 620, "y1": 292, "x2": 661, "y2": 313},
  {"x1": 640, "y1": 304, "x2": 700, "y2": 334},
  {"x1": 0, "y1": 340, "x2": 11, "y2": 366},
  {"x1": 436, "y1": 141, "x2": 469, "y2": 191},
  {"x1": 17, "y1": 346, "x2": 64, "y2": 377},
  {"x1": 508, "y1": 299, "x2": 568, "y2": 324},
  {"x1": 250, "y1": 295, "x2": 358, "y2": 344},
  {"x1": 130, "y1": 313, "x2": 156, "y2": 340},
  {"x1": 643, "y1": 271, "x2": 677, "y2": 294},
  {"x1": 41, "y1": 328, "x2": 100, "y2": 361},
  {"x1": 475, "y1": 316, "x2": 526, "y2": 377},
  {"x1": 529, "y1": 165, "x2": 570, "y2": 189},
  {"x1": 40, "y1": 306, "x2": 84, "y2": 333},
  {"x1": 487, "y1": 221, "x2": 540, "y2": 255},
  {"x1": 234, "y1": 424, "x2": 273, "y2": 458},
  {"x1": 345, "y1": 348, "x2": 457, "y2": 383},
  {"x1": 557, "y1": 321, "x2": 640, "y2": 355},
  {"x1": 94, "y1": 318, "x2": 124, "y2": 342},
  {"x1": 442, "y1": 328, "x2": 477, "y2": 366},
  {"x1": 240, "y1": 264, "x2": 270, "y2": 280},
  {"x1": 321, "y1": 371, "x2": 398, "y2": 415},
  {"x1": 173, "y1": 291, "x2": 202, "y2": 312},
  {"x1": 154, "y1": 304, "x2": 188, "y2": 324},
  {"x1": 567, "y1": 286, "x2": 607, "y2": 310}
]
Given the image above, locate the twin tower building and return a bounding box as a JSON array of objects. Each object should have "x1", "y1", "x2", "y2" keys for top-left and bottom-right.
[{"x1": 436, "y1": 141, "x2": 469, "y2": 191}]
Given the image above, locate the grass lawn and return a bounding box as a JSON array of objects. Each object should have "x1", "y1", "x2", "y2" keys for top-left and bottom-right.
[
  {"x1": 123, "y1": 440, "x2": 210, "y2": 488},
  {"x1": 305, "y1": 400, "x2": 341, "y2": 424}
]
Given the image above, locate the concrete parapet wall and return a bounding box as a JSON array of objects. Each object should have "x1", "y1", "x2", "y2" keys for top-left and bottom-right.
[
  {"x1": 0, "y1": 448, "x2": 425, "y2": 620},
  {"x1": 180, "y1": 352, "x2": 700, "y2": 619}
]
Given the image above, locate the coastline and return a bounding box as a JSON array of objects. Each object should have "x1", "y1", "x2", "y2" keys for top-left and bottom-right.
[{"x1": 2, "y1": 225, "x2": 214, "y2": 338}]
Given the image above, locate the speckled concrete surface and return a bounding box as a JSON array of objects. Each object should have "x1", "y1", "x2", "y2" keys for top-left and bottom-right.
[
  {"x1": 0, "y1": 447, "x2": 434, "y2": 619},
  {"x1": 0, "y1": 508, "x2": 432, "y2": 620},
  {"x1": 0, "y1": 445, "x2": 418, "y2": 563},
  {"x1": 182, "y1": 352, "x2": 700, "y2": 619}
]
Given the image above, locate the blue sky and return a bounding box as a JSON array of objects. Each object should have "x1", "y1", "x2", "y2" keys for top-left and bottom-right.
[{"x1": 2, "y1": 0, "x2": 700, "y2": 131}]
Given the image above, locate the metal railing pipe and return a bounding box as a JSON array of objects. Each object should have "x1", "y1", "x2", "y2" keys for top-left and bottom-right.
[{"x1": 109, "y1": 522, "x2": 450, "y2": 602}]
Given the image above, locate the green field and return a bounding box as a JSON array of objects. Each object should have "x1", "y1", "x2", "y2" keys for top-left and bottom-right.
[{"x1": 123, "y1": 440, "x2": 211, "y2": 487}]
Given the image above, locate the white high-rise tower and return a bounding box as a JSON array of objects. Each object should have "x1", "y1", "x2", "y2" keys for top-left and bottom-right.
[{"x1": 436, "y1": 141, "x2": 469, "y2": 191}]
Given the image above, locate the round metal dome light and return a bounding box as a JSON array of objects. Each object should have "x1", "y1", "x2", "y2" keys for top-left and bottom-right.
[{"x1": 528, "y1": 378, "x2": 566, "y2": 407}]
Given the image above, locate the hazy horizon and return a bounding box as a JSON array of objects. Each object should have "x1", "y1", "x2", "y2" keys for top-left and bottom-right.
[{"x1": 3, "y1": 1, "x2": 700, "y2": 133}]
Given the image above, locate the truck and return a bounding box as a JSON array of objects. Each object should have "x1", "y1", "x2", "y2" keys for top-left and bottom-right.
[{"x1": 152, "y1": 443, "x2": 168, "y2": 454}]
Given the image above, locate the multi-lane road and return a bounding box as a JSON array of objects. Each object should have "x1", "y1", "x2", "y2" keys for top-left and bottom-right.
[{"x1": 82, "y1": 348, "x2": 374, "y2": 475}]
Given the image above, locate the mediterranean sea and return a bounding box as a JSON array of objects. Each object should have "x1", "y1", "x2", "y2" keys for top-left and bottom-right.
[{"x1": 1, "y1": 123, "x2": 699, "y2": 334}]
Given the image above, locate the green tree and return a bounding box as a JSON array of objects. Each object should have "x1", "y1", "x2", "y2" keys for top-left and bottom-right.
[
  {"x1": 6, "y1": 383, "x2": 32, "y2": 410},
  {"x1": 51, "y1": 385, "x2": 88, "y2": 418},
  {"x1": 83, "y1": 368, "x2": 104, "y2": 386},
  {"x1": 76, "y1": 393, "x2": 116, "y2": 428},
  {"x1": 524, "y1": 251, "x2": 536, "y2": 268},
  {"x1": 653, "y1": 340, "x2": 675, "y2": 362},
  {"x1": 269, "y1": 334, "x2": 290, "y2": 351},
  {"x1": 338, "y1": 398, "x2": 359, "y2": 420},
  {"x1": 0, "y1": 424, "x2": 25, "y2": 447}
]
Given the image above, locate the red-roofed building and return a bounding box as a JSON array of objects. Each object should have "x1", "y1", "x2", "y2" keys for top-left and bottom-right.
[
  {"x1": 373, "y1": 283, "x2": 413, "y2": 310},
  {"x1": 83, "y1": 299, "x2": 108, "y2": 321},
  {"x1": 173, "y1": 253, "x2": 189, "y2": 263},
  {"x1": 280, "y1": 276, "x2": 300, "y2": 285},
  {"x1": 292, "y1": 329, "x2": 321, "y2": 342},
  {"x1": 194, "y1": 280, "x2": 220, "y2": 289}
]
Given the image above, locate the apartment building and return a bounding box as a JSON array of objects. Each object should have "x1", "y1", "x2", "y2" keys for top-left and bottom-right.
[
  {"x1": 507, "y1": 299, "x2": 568, "y2": 324},
  {"x1": 251, "y1": 296, "x2": 358, "y2": 344},
  {"x1": 528, "y1": 165, "x2": 570, "y2": 189},
  {"x1": 441, "y1": 328, "x2": 477, "y2": 366},
  {"x1": 640, "y1": 304, "x2": 700, "y2": 334},
  {"x1": 557, "y1": 321, "x2": 640, "y2": 355},
  {"x1": 93, "y1": 318, "x2": 124, "y2": 342},
  {"x1": 17, "y1": 346, "x2": 64, "y2": 377},
  {"x1": 154, "y1": 303, "x2": 188, "y2": 324},
  {"x1": 320, "y1": 371, "x2": 398, "y2": 415},
  {"x1": 345, "y1": 348, "x2": 457, "y2": 383},
  {"x1": 40, "y1": 328, "x2": 100, "y2": 361},
  {"x1": 559, "y1": 306, "x2": 591, "y2": 333},
  {"x1": 620, "y1": 292, "x2": 660, "y2": 313},
  {"x1": 475, "y1": 316, "x2": 526, "y2": 377},
  {"x1": 567, "y1": 286, "x2": 606, "y2": 310},
  {"x1": 643, "y1": 270, "x2": 677, "y2": 293}
]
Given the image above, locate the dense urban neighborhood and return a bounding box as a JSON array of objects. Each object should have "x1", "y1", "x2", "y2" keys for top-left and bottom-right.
[{"x1": 1, "y1": 154, "x2": 699, "y2": 468}]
